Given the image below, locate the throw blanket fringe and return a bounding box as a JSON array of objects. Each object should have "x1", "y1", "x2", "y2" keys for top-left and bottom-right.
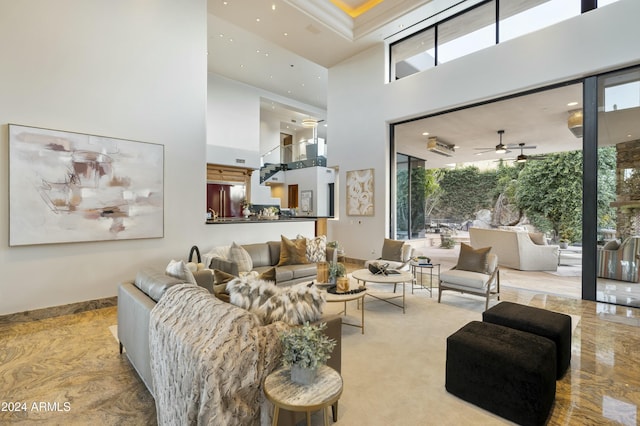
[{"x1": 150, "y1": 284, "x2": 289, "y2": 425}]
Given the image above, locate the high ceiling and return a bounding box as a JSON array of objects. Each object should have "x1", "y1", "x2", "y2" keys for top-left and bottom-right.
[
  {"x1": 207, "y1": 0, "x2": 436, "y2": 110},
  {"x1": 207, "y1": 1, "x2": 637, "y2": 165}
]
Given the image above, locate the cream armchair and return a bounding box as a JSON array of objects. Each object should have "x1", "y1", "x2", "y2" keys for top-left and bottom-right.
[
  {"x1": 438, "y1": 251, "x2": 500, "y2": 311},
  {"x1": 364, "y1": 238, "x2": 414, "y2": 272}
]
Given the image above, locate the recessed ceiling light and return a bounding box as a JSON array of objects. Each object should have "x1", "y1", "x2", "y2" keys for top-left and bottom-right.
[
  {"x1": 567, "y1": 101, "x2": 578, "y2": 106},
  {"x1": 256, "y1": 18, "x2": 260, "y2": 22},
  {"x1": 283, "y1": 32, "x2": 288, "y2": 36},
  {"x1": 628, "y1": 134, "x2": 633, "y2": 138},
  {"x1": 265, "y1": 53, "x2": 269, "y2": 57},
  {"x1": 454, "y1": 145, "x2": 460, "y2": 149},
  {"x1": 256, "y1": 50, "x2": 260, "y2": 53},
  {"x1": 240, "y1": 64, "x2": 244, "y2": 68},
  {"x1": 272, "y1": 4, "x2": 276, "y2": 11},
  {"x1": 229, "y1": 38, "x2": 233, "y2": 42},
  {"x1": 219, "y1": 33, "x2": 224, "y2": 37},
  {"x1": 223, "y1": 1, "x2": 228, "y2": 5},
  {"x1": 422, "y1": 132, "x2": 429, "y2": 136}
]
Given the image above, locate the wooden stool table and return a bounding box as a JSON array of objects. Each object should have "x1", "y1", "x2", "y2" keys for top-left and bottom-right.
[{"x1": 264, "y1": 364, "x2": 343, "y2": 426}]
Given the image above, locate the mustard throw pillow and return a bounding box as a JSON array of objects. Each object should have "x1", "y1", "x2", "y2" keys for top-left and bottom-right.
[{"x1": 277, "y1": 235, "x2": 309, "y2": 266}]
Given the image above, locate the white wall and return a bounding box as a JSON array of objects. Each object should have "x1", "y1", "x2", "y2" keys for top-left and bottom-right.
[
  {"x1": 0, "y1": 0, "x2": 208, "y2": 315},
  {"x1": 328, "y1": 0, "x2": 640, "y2": 260}
]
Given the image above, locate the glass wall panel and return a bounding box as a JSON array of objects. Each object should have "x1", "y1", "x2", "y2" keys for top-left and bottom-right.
[
  {"x1": 437, "y1": 1, "x2": 495, "y2": 64},
  {"x1": 499, "y1": 0, "x2": 580, "y2": 43},
  {"x1": 390, "y1": 27, "x2": 435, "y2": 80},
  {"x1": 597, "y1": 66, "x2": 640, "y2": 307},
  {"x1": 396, "y1": 153, "x2": 410, "y2": 240},
  {"x1": 395, "y1": 154, "x2": 427, "y2": 240}
]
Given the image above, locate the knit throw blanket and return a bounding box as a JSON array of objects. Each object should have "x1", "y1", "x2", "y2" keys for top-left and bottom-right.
[{"x1": 149, "y1": 284, "x2": 289, "y2": 425}]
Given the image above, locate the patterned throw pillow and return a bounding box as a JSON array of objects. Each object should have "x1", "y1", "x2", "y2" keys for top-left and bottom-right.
[
  {"x1": 227, "y1": 276, "x2": 325, "y2": 325},
  {"x1": 297, "y1": 234, "x2": 327, "y2": 262},
  {"x1": 277, "y1": 235, "x2": 309, "y2": 266},
  {"x1": 165, "y1": 259, "x2": 197, "y2": 285},
  {"x1": 456, "y1": 243, "x2": 491, "y2": 274},
  {"x1": 229, "y1": 242, "x2": 253, "y2": 273}
]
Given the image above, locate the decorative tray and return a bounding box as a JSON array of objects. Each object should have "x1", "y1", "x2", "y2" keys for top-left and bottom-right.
[{"x1": 327, "y1": 285, "x2": 366, "y2": 295}]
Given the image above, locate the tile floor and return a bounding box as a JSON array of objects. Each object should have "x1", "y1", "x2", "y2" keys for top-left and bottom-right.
[{"x1": 1, "y1": 257, "x2": 639, "y2": 425}]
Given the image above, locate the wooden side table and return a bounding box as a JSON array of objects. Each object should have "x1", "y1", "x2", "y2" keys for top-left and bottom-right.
[{"x1": 264, "y1": 364, "x2": 343, "y2": 426}]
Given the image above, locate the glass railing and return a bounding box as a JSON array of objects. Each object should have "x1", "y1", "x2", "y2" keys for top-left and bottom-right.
[{"x1": 261, "y1": 138, "x2": 326, "y2": 167}]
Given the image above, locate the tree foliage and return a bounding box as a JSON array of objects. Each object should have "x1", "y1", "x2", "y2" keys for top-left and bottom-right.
[
  {"x1": 515, "y1": 151, "x2": 583, "y2": 241},
  {"x1": 431, "y1": 167, "x2": 497, "y2": 221}
]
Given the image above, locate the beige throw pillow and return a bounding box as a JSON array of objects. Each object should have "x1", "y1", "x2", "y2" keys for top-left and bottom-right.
[
  {"x1": 229, "y1": 242, "x2": 253, "y2": 273},
  {"x1": 381, "y1": 238, "x2": 404, "y2": 262},
  {"x1": 165, "y1": 259, "x2": 197, "y2": 285},
  {"x1": 277, "y1": 235, "x2": 309, "y2": 266},
  {"x1": 528, "y1": 232, "x2": 547, "y2": 245},
  {"x1": 456, "y1": 243, "x2": 491, "y2": 274}
]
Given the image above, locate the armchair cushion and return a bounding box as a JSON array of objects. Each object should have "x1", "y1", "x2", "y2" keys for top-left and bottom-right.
[
  {"x1": 456, "y1": 243, "x2": 491, "y2": 273},
  {"x1": 440, "y1": 269, "x2": 493, "y2": 290},
  {"x1": 381, "y1": 238, "x2": 404, "y2": 262}
]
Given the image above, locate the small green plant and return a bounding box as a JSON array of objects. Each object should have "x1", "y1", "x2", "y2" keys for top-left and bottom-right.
[
  {"x1": 326, "y1": 241, "x2": 340, "y2": 249},
  {"x1": 280, "y1": 322, "x2": 337, "y2": 369},
  {"x1": 440, "y1": 235, "x2": 455, "y2": 249},
  {"x1": 328, "y1": 261, "x2": 346, "y2": 279}
]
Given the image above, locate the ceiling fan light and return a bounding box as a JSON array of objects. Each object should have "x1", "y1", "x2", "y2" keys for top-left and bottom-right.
[
  {"x1": 495, "y1": 144, "x2": 507, "y2": 154},
  {"x1": 516, "y1": 154, "x2": 527, "y2": 163}
]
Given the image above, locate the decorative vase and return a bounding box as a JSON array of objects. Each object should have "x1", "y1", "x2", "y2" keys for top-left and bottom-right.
[
  {"x1": 337, "y1": 276, "x2": 349, "y2": 293},
  {"x1": 242, "y1": 207, "x2": 251, "y2": 218},
  {"x1": 290, "y1": 364, "x2": 317, "y2": 385},
  {"x1": 559, "y1": 241, "x2": 569, "y2": 249}
]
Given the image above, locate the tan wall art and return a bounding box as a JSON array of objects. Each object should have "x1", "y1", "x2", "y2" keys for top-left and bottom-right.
[
  {"x1": 346, "y1": 168, "x2": 374, "y2": 216},
  {"x1": 9, "y1": 124, "x2": 164, "y2": 246}
]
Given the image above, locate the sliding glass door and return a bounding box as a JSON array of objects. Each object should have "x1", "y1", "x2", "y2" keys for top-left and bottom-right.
[
  {"x1": 396, "y1": 154, "x2": 426, "y2": 240},
  {"x1": 596, "y1": 66, "x2": 640, "y2": 307}
]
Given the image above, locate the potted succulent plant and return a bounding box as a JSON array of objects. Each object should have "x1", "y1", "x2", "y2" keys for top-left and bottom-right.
[
  {"x1": 280, "y1": 322, "x2": 337, "y2": 385},
  {"x1": 328, "y1": 261, "x2": 346, "y2": 285}
]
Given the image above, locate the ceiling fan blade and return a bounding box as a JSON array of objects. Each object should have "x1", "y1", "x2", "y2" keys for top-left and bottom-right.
[{"x1": 506, "y1": 144, "x2": 537, "y2": 149}]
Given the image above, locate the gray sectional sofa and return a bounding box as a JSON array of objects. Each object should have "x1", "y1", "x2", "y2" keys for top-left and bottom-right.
[
  {"x1": 209, "y1": 241, "x2": 337, "y2": 286},
  {"x1": 117, "y1": 268, "x2": 342, "y2": 424}
]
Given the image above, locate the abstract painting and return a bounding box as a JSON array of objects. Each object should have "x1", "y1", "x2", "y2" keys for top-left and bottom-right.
[
  {"x1": 9, "y1": 124, "x2": 164, "y2": 246},
  {"x1": 346, "y1": 168, "x2": 374, "y2": 216}
]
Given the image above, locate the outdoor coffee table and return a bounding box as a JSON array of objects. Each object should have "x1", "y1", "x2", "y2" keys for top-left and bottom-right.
[
  {"x1": 351, "y1": 268, "x2": 413, "y2": 313},
  {"x1": 321, "y1": 284, "x2": 367, "y2": 334}
]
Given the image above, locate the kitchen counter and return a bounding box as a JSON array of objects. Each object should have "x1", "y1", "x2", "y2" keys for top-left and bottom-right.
[{"x1": 206, "y1": 216, "x2": 332, "y2": 224}]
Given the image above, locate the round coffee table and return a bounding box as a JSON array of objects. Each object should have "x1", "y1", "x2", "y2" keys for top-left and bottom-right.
[
  {"x1": 351, "y1": 269, "x2": 413, "y2": 313},
  {"x1": 264, "y1": 364, "x2": 343, "y2": 426},
  {"x1": 324, "y1": 287, "x2": 368, "y2": 334}
]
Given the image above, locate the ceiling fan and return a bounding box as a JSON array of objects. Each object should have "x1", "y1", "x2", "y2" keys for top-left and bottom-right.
[
  {"x1": 474, "y1": 130, "x2": 538, "y2": 155},
  {"x1": 514, "y1": 143, "x2": 546, "y2": 163}
]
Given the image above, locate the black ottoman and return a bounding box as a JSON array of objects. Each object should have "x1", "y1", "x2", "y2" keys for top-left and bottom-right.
[
  {"x1": 483, "y1": 301, "x2": 572, "y2": 378},
  {"x1": 446, "y1": 321, "x2": 556, "y2": 426}
]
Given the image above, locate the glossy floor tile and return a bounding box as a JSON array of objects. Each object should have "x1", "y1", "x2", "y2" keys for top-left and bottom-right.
[{"x1": 1, "y1": 261, "x2": 639, "y2": 425}]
